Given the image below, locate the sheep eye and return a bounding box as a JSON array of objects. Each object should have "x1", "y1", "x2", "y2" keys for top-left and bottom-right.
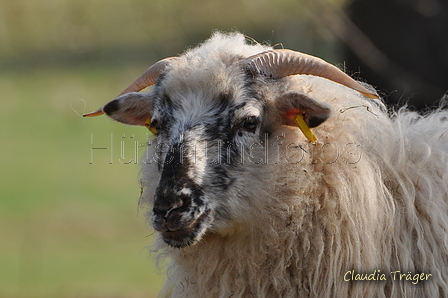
[{"x1": 239, "y1": 116, "x2": 259, "y2": 133}]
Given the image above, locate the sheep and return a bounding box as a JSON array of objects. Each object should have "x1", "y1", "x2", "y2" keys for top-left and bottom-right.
[{"x1": 84, "y1": 32, "x2": 448, "y2": 297}]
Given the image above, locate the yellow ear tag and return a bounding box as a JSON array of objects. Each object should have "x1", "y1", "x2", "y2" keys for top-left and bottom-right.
[
  {"x1": 145, "y1": 118, "x2": 158, "y2": 135},
  {"x1": 294, "y1": 114, "x2": 317, "y2": 144}
]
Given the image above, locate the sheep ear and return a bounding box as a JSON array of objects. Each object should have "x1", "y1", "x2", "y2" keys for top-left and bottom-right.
[
  {"x1": 99, "y1": 92, "x2": 153, "y2": 126},
  {"x1": 276, "y1": 91, "x2": 333, "y2": 128}
]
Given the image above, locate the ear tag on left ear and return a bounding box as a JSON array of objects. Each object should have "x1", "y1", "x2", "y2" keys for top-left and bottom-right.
[
  {"x1": 294, "y1": 114, "x2": 317, "y2": 144},
  {"x1": 145, "y1": 118, "x2": 158, "y2": 135}
]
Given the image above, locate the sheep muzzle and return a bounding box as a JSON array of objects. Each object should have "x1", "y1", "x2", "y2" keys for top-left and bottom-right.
[{"x1": 152, "y1": 171, "x2": 212, "y2": 248}]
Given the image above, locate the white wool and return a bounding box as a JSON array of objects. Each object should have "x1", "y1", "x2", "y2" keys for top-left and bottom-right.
[{"x1": 139, "y1": 33, "x2": 448, "y2": 297}]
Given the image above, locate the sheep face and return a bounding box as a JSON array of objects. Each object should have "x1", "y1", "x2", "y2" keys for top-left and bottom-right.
[
  {"x1": 123, "y1": 68, "x2": 273, "y2": 248},
  {"x1": 150, "y1": 94, "x2": 264, "y2": 247},
  {"x1": 99, "y1": 59, "x2": 333, "y2": 248},
  {"x1": 147, "y1": 72, "x2": 267, "y2": 248}
]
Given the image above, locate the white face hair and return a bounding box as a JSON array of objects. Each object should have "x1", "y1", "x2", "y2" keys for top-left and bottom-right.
[{"x1": 85, "y1": 32, "x2": 377, "y2": 248}]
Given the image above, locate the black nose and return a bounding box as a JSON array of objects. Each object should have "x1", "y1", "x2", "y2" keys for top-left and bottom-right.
[
  {"x1": 153, "y1": 197, "x2": 184, "y2": 216},
  {"x1": 152, "y1": 194, "x2": 191, "y2": 232}
]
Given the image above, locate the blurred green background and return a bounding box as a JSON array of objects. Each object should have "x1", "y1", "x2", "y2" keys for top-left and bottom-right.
[{"x1": 2, "y1": 0, "x2": 445, "y2": 297}]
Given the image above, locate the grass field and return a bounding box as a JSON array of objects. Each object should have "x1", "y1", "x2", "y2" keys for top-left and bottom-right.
[{"x1": 0, "y1": 63, "x2": 165, "y2": 297}]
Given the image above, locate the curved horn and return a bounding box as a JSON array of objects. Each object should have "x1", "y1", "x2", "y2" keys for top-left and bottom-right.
[
  {"x1": 118, "y1": 57, "x2": 178, "y2": 96},
  {"x1": 246, "y1": 49, "x2": 378, "y2": 99},
  {"x1": 83, "y1": 57, "x2": 177, "y2": 117}
]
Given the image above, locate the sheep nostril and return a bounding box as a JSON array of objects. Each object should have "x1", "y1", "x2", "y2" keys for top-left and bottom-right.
[{"x1": 153, "y1": 198, "x2": 186, "y2": 218}]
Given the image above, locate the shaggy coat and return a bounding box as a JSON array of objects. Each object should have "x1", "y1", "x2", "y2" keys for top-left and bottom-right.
[{"x1": 101, "y1": 33, "x2": 448, "y2": 297}]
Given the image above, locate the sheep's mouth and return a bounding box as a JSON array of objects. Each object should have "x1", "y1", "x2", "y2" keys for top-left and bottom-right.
[{"x1": 161, "y1": 209, "x2": 211, "y2": 248}]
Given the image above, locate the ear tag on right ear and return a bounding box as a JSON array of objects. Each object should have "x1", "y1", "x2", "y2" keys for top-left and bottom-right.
[
  {"x1": 145, "y1": 118, "x2": 158, "y2": 135},
  {"x1": 294, "y1": 114, "x2": 317, "y2": 144}
]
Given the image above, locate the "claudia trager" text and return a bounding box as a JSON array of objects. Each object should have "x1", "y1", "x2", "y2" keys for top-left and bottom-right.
[{"x1": 344, "y1": 270, "x2": 433, "y2": 285}]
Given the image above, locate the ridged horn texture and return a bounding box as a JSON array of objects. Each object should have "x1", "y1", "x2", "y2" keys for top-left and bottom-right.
[
  {"x1": 246, "y1": 49, "x2": 379, "y2": 99},
  {"x1": 83, "y1": 57, "x2": 177, "y2": 117},
  {"x1": 118, "y1": 57, "x2": 178, "y2": 96}
]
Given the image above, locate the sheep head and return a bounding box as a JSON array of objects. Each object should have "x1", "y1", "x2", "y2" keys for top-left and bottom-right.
[{"x1": 85, "y1": 39, "x2": 378, "y2": 248}]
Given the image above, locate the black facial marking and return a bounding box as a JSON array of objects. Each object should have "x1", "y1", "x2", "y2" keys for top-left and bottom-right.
[
  {"x1": 191, "y1": 186, "x2": 206, "y2": 207},
  {"x1": 159, "y1": 93, "x2": 176, "y2": 114},
  {"x1": 159, "y1": 143, "x2": 190, "y2": 179},
  {"x1": 224, "y1": 141, "x2": 242, "y2": 166},
  {"x1": 154, "y1": 73, "x2": 166, "y2": 88},
  {"x1": 152, "y1": 93, "x2": 175, "y2": 136},
  {"x1": 243, "y1": 69, "x2": 261, "y2": 93},
  {"x1": 209, "y1": 164, "x2": 235, "y2": 190},
  {"x1": 202, "y1": 93, "x2": 235, "y2": 141},
  {"x1": 219, "y1": 92, "x2": 231, "y2": 104},
  {"x1": 243, "y1": 64, "x2": 258, "y2": 80}
]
